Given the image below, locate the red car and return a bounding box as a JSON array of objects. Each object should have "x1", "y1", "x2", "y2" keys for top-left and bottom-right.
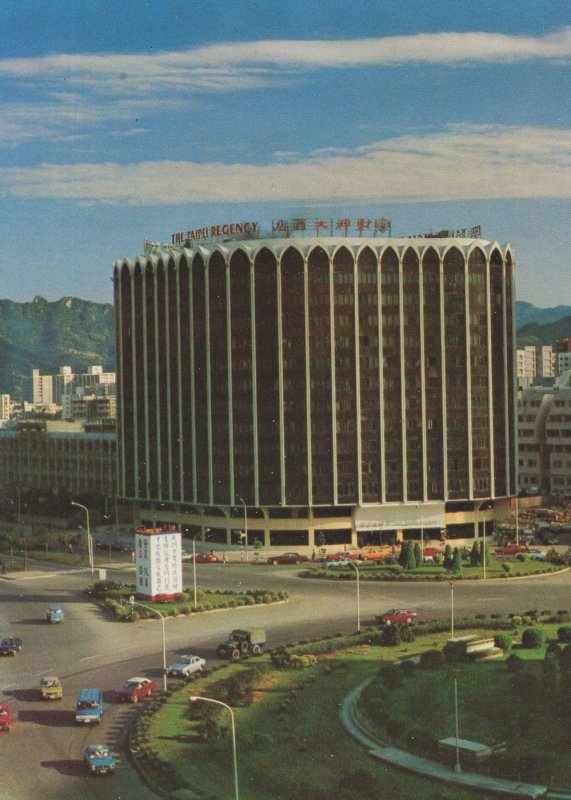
[
  {"x1": 116, "y1": 677, "x2": 156, "y2": 703},
  {"x1": 193, "y1": 553, "x2": 221, "y2": 563},
  {"x1": 376, "y1": 608, "x2": 417, "y2": 625},
  {"x1": 495, "y1": 545, "x2": 529, "y2": 556},
  {"x1": 267, "y1": 552, "x2": 310, "y2": 565},
  {"x1": 328, "y1": 551, "x2": 363, "y2": 562},
  {"x1": 0, "y1": 704, "x2": 12, "y2": 731}
]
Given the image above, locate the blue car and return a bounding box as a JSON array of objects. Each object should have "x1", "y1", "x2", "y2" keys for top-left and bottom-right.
[
  {"x1": 46, "y1": 604, "x2": 64, "y2": 623},
  {"x1": 83, "y1": 744, "x2": 116, "y2": 775},
  {"x1": 0, "y1": 637, "x2": 23, "y2": 656}
]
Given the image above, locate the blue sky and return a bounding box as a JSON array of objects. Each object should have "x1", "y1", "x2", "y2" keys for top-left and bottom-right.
[{"x1": 0, "y1": 0, "x2": 569, "y2": 306}]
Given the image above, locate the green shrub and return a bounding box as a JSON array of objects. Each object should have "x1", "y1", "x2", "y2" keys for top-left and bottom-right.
[
  {"x1": 419, "y1": 649, "x2": 445, "y2": 670},
  {"x1": 557, "y1": 625, "x2": 571, "y2": 644},
  {"x1": 521, "y1": 627, "x2": 546, "y2": 649},
  {"x1": 502, "y1": 562, "x2": 511, "y2": 574},
  {"x1": 494, "y1": 633, "x2": 512, "y2": 652}
]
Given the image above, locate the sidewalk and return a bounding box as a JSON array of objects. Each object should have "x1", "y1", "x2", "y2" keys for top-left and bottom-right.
[{"x1": 340, "y1": 683, "x2": 550, "y2": 799}]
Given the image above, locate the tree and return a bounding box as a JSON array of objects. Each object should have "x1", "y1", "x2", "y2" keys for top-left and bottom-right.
[
  {"x1": 452, "y1": 547, "x2": 463, "y2": 575},
  {"x1": 443, "y1": 544, "x2": 453, "y2": 571},
  {"x1": 469, "y1": 541, "x2": 480, "y2": 567},
  {"x1": 405, "y1": 542, "x2": 416, "y2": 570},
  {"x1": 398, "y1": 541, "x2": 409, "y2": 567},
  {"x1": 413, "y1": 542, "x2": 423, "y2": 568}
]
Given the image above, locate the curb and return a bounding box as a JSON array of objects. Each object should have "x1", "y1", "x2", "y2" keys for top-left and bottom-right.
[{"x1": 340, "y1": 680, "x2": 551, "y2": 798}]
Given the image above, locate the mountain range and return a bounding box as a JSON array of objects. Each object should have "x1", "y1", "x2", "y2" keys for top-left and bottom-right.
[
  {"x1": 0, "y1": 296, "x2": 115, "y2": 399},
  {"x1": 0, "y1": 297, "x2": 569, "y2": 400}
]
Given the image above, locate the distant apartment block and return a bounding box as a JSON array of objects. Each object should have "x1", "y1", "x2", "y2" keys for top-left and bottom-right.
[
  {"x1": 32, "y1": 369, "x2": 53, "y2": 405},
  {"x1": 32, "y1": 365, "x2": 116, "y2": 407},
  {"x1": 0, "y1": 394, "x2": 10, "y2": 421},
  {"x1": 518, "y1": 371, "x2": 571, "y2": 496},
  {"x1": 516, "y1": 345, "x2": 556, "y2": 389},
  {"x1": 63, "y1": 391, "x2": 117, "y2": 421}
]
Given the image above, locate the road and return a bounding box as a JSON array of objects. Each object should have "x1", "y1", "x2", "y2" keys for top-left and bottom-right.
[{"x1": 0, "y1": 558, "x2": 569, "y2": 799}]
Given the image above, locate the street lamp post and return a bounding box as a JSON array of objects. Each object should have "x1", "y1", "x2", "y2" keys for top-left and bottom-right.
[
  {"x1": 238, "y1": 497, "x2": 248, "y2": 561},
  {"x1": 192, "y1": 535, "x2": 198, "y2": 608},
  {"x1": 71, "y1": 501, "x2": 94, "y2": 574},
  {"x1": 129, "y1": 596, "x2": 167, "y2": 692},
  {"x1": 449, "y1": 580, "x2": 455, "y2": 638},
  {"x1": 452, "y1": 668, "x2": 461, "y2": 773},
  {"x1": 189, "y1": 696, "x2": 239, "y2": 800},
  {"x1": 348, "y1": 560, "x2": 361, "y2": 632},
  {"x1": 515, "y1": 494, "x2": 519, "y2": 546},
  {"x1": 415, "y1": 504, "x2": 424, "y2": 555}
]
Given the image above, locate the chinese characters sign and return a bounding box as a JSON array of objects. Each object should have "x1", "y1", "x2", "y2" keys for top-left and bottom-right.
[
  {"x1": 135, "y1": 531, "x2": 182, "y2": 600},
  {"x1": 271, "y1": 217, "x2": 391, "y2": 236}
]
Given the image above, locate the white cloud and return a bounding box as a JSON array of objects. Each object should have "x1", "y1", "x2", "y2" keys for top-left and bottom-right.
[
  {"x1": 0, "y1": 125, "x2": 567, "y2": 205},
  {"x1": 0, "y1": 27, "x2": 568, "y2": 96}
]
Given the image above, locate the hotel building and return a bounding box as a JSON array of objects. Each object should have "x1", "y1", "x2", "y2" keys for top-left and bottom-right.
[{"x1": 114, "y1": 228, "x2": 516, "y2": 549}]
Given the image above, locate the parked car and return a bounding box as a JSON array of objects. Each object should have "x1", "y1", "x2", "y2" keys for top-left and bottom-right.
[
  {"x1": 40, "y1": 676, "x2": 63, "y2": 700},
  {"x1": 327, "y1": 551, "x2": 363, "y2": 562},
  {"x1": 495, "y1": 544, "x2": 529, "y2": 556},
  {"x1": 167, "y1": 654, "x2": 206, "y2": 679},
  {"x1": 83, "y1": 744, "x2": 116, "y2": 775},
  {"x1": 376, "y1": 608, "x2": 417, "y2": 625},
  {"x1": 0, "y1": 637, "x2": 23, "y2": 656},
  {"x1": 0, "y1": 704, "x2": 12, "y2": 731},
  {"x1": 116, "y1": 677, "x2": 155, "y2": 703},
  {"x1": 325, "y1": 558, "x2": 359, "y2": 568},
  {"x1": 267, "y1": 552, "x2": 310, "y2": 565},
  {"x1": 422, "y1": 546, "x2": 442, "y2": 562},
  {"x1": 527, "y1": 548, "x2": 547, "y2": 560}
]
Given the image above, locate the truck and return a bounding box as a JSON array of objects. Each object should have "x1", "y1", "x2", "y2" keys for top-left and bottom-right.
[{"x1": 216, "y1": 629, "x2": 267, "y2": 660}]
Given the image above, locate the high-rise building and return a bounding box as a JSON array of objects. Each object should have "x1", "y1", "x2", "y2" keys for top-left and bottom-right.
[{"x1": 114, "y1": 231, "x2": 516, "y2": 548}]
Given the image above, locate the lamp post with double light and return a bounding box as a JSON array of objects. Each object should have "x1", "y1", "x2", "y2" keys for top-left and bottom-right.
[
  {"x1": 129, "y1": 596, "x2": 167, "y2": 692},
  {"x1": 189, "y1": 696, "x2": 239, "y2": 800},
  {"x1": 71, "y1": 501, "x2": 93, "y2": 574}
]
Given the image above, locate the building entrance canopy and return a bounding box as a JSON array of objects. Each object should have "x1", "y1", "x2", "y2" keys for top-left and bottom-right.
[{"x1": 353, "y1": 503, "x2": 445, "y2": 532}]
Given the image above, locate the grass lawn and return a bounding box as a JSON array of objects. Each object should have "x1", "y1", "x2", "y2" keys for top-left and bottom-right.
[
  {"x1": 136, "y1": 621, "x2": 571, "y2": 799},
  {"x1": 359, "y1": 641, "x2": 570, "y2": 785}
]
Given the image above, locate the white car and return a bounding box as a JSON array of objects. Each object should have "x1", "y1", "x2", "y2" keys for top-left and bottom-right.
[
  {"x1": 528, "y1": 548, "x2": 547, "y2": 560},
  {"x1": 167, "y1": 654, "x2": 206, "y2": 680},
  {"x1": 325, "y1": 558, "x2": 361, "y2": 568}
]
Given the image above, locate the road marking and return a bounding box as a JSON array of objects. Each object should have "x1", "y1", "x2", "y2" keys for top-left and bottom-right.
[{"x1": 79, "y1": 655, "x2": 103, "y2": 662}]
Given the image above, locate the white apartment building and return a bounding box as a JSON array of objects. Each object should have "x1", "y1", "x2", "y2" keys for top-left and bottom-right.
[
  {"x1": 32, "y1": 368, "x2": 53, "y2": 405},
  {"x1": 518, "y1": 371, "x2": 571, "y2": 496},
  {"x1": 0, "y1": 394, "x2": 10, "y2": 421},
  {"x1": 32, "y1": 365, "x2": 116, "y2": 406},
  {"x1": 516, "y1": 345, "x2": 556, "y2": 388}
]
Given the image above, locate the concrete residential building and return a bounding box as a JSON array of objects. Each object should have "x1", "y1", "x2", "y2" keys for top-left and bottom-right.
[
  {"x1": 114, "y1": 230, "x2": 516, "y2": 549},
  {"x1": 517, "y1": 372, "x2": 571, "y2": 497},
  {"x1": 0, "y1": 419, "x2": 116, "y2": 498},
  {"x1": 32, "y1": 369, "x2": 53, "y2": 406}
]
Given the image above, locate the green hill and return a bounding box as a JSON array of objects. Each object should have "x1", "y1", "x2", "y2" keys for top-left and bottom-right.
[{"x1": 0, "y1": 296, "x2": 115, "y2": 399}]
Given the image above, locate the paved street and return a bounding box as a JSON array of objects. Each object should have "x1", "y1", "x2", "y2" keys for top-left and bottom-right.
[{"x1": 0, "y1": 558, "x2": 569, "y2": 798}]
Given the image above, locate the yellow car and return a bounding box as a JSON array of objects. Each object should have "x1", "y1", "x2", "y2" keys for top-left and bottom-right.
[{"x1": 40, "y1": 676, "x2": 63, "y2": 700}]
